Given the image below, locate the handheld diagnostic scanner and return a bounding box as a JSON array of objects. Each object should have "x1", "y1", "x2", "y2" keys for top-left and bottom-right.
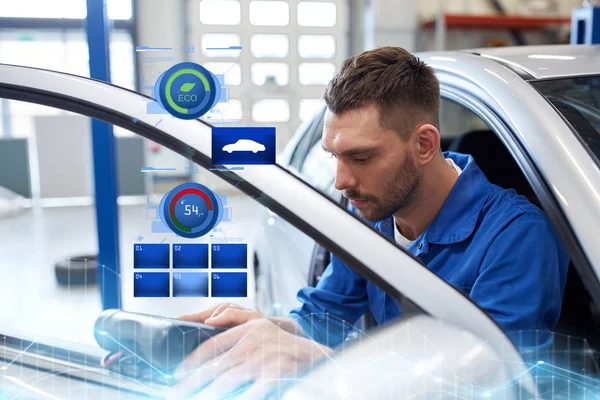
[{"x1": 94, "y1": 309, "x2": 227, "y2": 378}]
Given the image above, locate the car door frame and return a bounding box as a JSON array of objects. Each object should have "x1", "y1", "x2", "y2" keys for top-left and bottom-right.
[
  {"x1": 256, "y1": 107, "x2": 327, "y2": 312},
  {"x1": 0, "y1": 63, "x2": 534, "y2": 392},
  {"x1": 428, "y1": 52, "x2": 600, "y2": 311}
]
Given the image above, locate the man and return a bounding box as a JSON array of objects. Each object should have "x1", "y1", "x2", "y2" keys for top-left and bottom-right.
[{"x1": 169, "y1": 47, "x2": 569, "y2": 398}]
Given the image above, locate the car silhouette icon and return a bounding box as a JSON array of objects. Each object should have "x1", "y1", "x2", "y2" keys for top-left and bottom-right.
[{"x1": 222, "y1": 139, "x2": 266, "y2": 154}]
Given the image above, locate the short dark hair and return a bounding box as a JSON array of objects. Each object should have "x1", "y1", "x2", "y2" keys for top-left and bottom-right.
[{"x1": 323, "y1": 46, "x2": 440, "y2": 140}]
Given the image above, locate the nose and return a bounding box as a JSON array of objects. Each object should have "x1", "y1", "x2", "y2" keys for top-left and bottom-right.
[{"x1": 334, "y1": 159, "x2": 358, "y2": 191}]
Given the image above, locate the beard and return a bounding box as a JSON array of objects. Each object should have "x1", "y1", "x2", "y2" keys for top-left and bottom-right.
[{"x1": 344, "y1": 151, "x2": 421, "y2": 222}]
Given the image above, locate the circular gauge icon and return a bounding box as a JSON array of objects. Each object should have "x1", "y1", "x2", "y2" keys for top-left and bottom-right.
[
  {"x1": 154, "y1": 62, "x2": 221, "y2": 120},
  {"x1": 160, "y1": 182, "x2": 223, "y2": 238}
]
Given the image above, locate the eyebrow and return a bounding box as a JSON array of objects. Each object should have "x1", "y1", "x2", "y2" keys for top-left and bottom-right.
[{"x1": 321, "y1": 142, "x2": 379, "y2": 156}]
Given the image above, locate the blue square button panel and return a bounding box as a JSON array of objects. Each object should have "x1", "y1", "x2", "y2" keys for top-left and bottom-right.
[
  {"x1": 173, "y1": 272, "x2": 209, "y2": 297},
  {"x1": 173, "y1": 244, "x2": 209, "y2": 269},
  {"x1": 211, "y1": 244, "x2": 247, "y2": 269},
  {"x1": 134, "y1": 272, "x2": 170, "y2": 297},
  {"x1": 134, "y1": 244, "x2": 169, "y2": 269},
  {"x1": 212, "y1": 127, "x2": 275, "y2": 165},
  {"x1": 211, "y1": 272, "x2": 247, "y2": 297}
]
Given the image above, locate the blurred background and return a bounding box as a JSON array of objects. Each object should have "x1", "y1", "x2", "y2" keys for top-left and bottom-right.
[
  {"x1": 0, "y1": 0, "x2": 578, "y2": 203},
  {"x1": 0, "y1": 0, "x2": 583, "y2": 345}
]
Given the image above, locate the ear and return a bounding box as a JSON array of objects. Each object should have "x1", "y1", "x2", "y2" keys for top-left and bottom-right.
[{"x1": 413, "y1": 124, "x2": 440, "y2": 166}]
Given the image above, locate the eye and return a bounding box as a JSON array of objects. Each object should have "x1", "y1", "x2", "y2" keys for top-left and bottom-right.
[{"x1": 353, "y1": 156, "x2": 370, "y2": 164}]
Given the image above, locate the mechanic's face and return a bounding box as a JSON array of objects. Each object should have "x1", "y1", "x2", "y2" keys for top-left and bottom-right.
[{"x1": 322, "y1": 104, "x2": 420, "y2": 222}]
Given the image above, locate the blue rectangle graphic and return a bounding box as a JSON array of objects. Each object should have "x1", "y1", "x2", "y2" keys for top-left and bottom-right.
[
  {"x1": 212, "y1": 127, "x2": 276, "y2": 165},
  {"x1": 211, "y1": 244, "x2": 247, "y2": 269},
  {"x1": 173, "y1": 272, "x2": 209, "y2": 297},
  {"x1": 212, "y1": 272, "x2": 247, "y2": 297},
  {"x1": 173, "y1": 244, "x2": 209, "y2": 269},
  {"x1": 134, "y1": 272, "x2": 170, "y2": 297},
  {"x1": 134, "y1": 244, "x2": 169, "y2": 269}
]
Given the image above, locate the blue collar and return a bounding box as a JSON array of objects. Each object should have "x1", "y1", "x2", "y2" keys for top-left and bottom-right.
[{"x1": 375, "y1": 152, "x2": 491, "y2": 252}]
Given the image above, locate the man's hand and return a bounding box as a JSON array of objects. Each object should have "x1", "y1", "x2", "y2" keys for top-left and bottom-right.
[
  {"x1": 178, "y1": 303, "x2": 265, "y2": 328},
  {"x1": 168, "y1": 318, "x2": 333, "y2": 400}
]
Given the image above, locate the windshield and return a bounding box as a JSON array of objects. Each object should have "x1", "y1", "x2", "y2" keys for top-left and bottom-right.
[{"x1": 531, "y1": 75, "x2": 600, "y2": 163}]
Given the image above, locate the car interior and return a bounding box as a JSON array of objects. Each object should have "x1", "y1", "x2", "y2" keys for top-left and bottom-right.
[
  {"x1": 450, "y1": 128, "x2": 600, "y2": 371},
  {"x1": 294, "y1": 109, "x2": 600, "y2": 372}
]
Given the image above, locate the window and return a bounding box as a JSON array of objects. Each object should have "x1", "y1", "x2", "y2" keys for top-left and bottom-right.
[
  {"x1": 0, "y1": 29, "x2": 135, "y2": 138},
  {"x1": 109, "y1": 30, "x2": 136, "y2": 90},
  {"x1": 0, "y1": 0, "x2": 132, "y2": 19},
  {"x1": 297, "y1": 2, "x2": 336, "y2": 27},
  {"x1": 289, "y1": 107, "x2": 325, "y2": 170},
  {"x1": 199, "y1": 0, "x2": 241, "y2": 25},
  {"x1": 107, "y1": 0, "x2": 133, "y2": 20},
  {"x1": 299, "y1": 99, "x2": 323, "y2": 122},
  {"x1": 532, "y1": 75, "x2": 600, "y2": 165},
  {"x1": 0, "y1": 103, "x2": 146, "y2": 345},
  {"x1": 202, "y1": 99, "x2": 243, "y2": 124},
  {"x1": 249, "y1": 1, "x2": 289, "y2": 26},
  {"x1": 201, "y1": 33, "x2": 242, "y2": 58},
  {"x1": 439, "y1": 99, "x2": 489, "y2": 142},
  {"x1": 298, "y1": 113, "x2": 335, "y2": 196},
  {"x1": 203, "y1": 62, "x2": 242, "y2": 86},
  {"x1": 251, "y1": 63, "x2": 289, "y2": 86},
  {"x1": 252, "y1": 99, "x2": 290, "y2": 122},
  {"x1": 299, "y1": 62, "x2": 336, "y2": 86},
  {"x1": 4, "y1": 101, "x2": 62, "y2": 139},
  {"x1": 0, "y1": 30, "x2": 74, "y2": 72},
  {"x1": 301, "y1": 141, "x2": 337, "y2": 195},
  {"x1": 298, "y1": 35, "x2": 335, "y2": 59},
  {"x1": 188, "y1": 0, "x2": 345, "y2": 148},
  {"x1": 251, "y1": 34, "x2": 289, "y2": 58}
]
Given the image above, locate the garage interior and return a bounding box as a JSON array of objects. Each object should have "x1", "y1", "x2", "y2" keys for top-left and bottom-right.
[{"x1": 1, "y1": 0, "x2": 599, "y2": 386}]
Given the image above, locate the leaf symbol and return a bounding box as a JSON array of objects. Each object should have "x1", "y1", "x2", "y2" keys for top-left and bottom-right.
[{"x1": 179, "y1": 82, "x2": 196, "y2": 92}]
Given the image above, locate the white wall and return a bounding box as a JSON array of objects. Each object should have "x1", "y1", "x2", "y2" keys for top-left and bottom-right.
[
  {"x1": 363, "y1": 0, "x2": 418, "y2": 51},
  {"x1": 35, "y1": 115, "x2": 94, "y2": 199}
]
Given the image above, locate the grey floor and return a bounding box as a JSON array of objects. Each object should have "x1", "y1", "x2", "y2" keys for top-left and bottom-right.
[{"x1": 0, "y1": 196, "x2": 261, "y2": 347}]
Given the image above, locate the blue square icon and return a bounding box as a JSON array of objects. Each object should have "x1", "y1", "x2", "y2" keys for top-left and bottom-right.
[
  {"x1": 211, "y1": 272, "x2": 247, "y2": 297},
  {"x1": 134, "y1": 272, "x2": 170, "y2": 297},
  {"x1": 133, "y1": 244, "x2": 169, "y2": 269},
  {"x1": 173, "y1": 244, "x2": 209, "y2": 269},
  {"x1": 212, "y1": 127, "x2": 276, "y2": 165},
  {"x1": 211, "y1": 244, "x2": 247, "y2": 269},
  {"x1": 173, "y1": 272, "x2": 209, "y2": 297}
]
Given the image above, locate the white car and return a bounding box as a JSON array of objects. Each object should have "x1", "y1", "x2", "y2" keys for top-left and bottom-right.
[
  {"x1": 1, "y1": 44, "x2": 600, "y2": 399},
  {"x1": 222, "y1": 139, "x2": 266, "y2": 153},
  {"x1": 255, "y1": 45, "x2": 600, "y2": 332}
]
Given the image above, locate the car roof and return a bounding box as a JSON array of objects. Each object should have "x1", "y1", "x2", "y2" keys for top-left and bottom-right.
[{"x1": 462, "y1": 44, "x2": 600, "y2": 79}]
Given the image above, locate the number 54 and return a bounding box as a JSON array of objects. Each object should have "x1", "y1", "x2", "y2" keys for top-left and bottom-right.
[{"x1": 185, "y1": 204, "x2": 199, "y2": 216}]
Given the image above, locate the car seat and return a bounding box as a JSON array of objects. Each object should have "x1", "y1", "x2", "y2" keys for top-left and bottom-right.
[{"x1": 448, "y1": 129, "x2": 539, "y2": 206}]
